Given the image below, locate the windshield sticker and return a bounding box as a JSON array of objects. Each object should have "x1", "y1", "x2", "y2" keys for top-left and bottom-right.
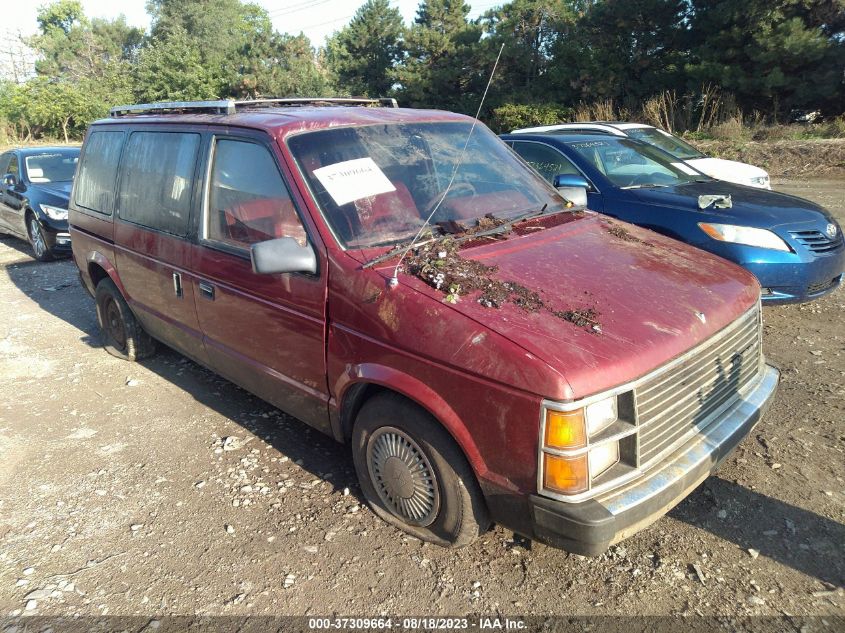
[
  {"x1": 671, "y1": 162, "x2": 699, "y2": 175},
  {"x1": 313, "y1": 157, "x2": 396, "y2": 206}
]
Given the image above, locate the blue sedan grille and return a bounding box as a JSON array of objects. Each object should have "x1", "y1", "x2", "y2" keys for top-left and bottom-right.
[{"x1": 789, "y1": 229, "x2": 843, "y2": 255}]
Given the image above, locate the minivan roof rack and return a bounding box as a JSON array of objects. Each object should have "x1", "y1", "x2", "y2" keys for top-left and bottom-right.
[{"x1": 109, "y1": 97, "x2": 398, "y2": 118}]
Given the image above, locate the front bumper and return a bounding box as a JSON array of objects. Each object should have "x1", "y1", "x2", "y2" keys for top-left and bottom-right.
[
  {"x1": 740, "y1": 248, "x2": 844, "y2": 305},
  {"x1": 38, "y1": 218, "x2": 72, "y2": 252},
  {"x1": 487, "y1": 364, "x2": 779, "y2": 556}
]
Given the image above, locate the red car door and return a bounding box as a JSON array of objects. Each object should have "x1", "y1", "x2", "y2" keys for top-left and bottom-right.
[
  {"x1": 190, "y1": 133, "x2": 330, "y2": 432},
  {"x1": 113, "y1": 129, "x2": 208, "y2": 365}
]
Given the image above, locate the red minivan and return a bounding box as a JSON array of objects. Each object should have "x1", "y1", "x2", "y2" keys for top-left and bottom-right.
[{"x1": 69, "y1": 98, "x2": 779, "y2": 554}]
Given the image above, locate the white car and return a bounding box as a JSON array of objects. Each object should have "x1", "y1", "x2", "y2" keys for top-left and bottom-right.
[{"x1": 511, "y1": 122, "x2": 771, "y2": 189}]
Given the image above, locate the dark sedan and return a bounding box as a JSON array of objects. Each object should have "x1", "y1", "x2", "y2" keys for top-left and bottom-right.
[
  {"x1": 502, "y1": 133, "x2": 844, "y2": 304},
  {"x1": 0, "y1": 146, "x2": 80, "y2": 261}
]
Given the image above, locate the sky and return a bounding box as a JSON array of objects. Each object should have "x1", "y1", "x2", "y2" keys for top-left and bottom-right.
[{"x1": 3, "y1": 0, "x2": 503, "y2": 47}]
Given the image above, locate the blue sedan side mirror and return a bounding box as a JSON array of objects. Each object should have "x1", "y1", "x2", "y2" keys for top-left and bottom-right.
[{"x1": 553, "y1": 173, "x2": 590, "y2": 207}]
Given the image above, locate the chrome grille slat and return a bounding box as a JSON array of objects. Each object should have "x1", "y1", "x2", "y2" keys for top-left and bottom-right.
[
  {"x1": 639, "y1": 362, "x2": 759, "y2": 454},
  {"x1": 635, "y1": 304, "x2": 762, "y2": 467},
  {"x1": 636, "y1": 328, "x2": 759, "y2": 416},
  {"x1": 637, "y1": 306, "x2": 759, "y2": 398},
  {"x1": 789, "y1": 229, "x2": 843, "y2": 255},
  {"x1": 638, "y1": 353, "x2": 760, "y2": 440}
]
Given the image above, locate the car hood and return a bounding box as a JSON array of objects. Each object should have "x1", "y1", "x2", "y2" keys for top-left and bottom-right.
[
  {"x1": 624, "y1": 181, "x2": 835, "y2": 228},
  {"x1": 686, "y1": 157, "x2": 768, "y2": 181},
  {"x1": 32, "y1": 181, "x2": 72, "y2": 202},
  {"x1": 374, "y1": 212, "x2": 760, "y2": 400}
]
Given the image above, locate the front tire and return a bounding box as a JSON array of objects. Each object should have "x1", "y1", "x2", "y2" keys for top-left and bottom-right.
[
  {"x1": 28, "y1": 215, "x2": 53, "y2": 262},
  {"x1": 352, "y1": 393, "x2": 489, "y2": 547},
  {"x1": 95, "y1": 278, "x2": 155, "y2": 361}
]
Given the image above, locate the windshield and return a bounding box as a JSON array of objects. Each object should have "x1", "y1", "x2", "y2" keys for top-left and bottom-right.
[
  {"x1": 288, "y1": 122, "x2": 567, "y2": 248},
  {"x1": 624, "y1": 127, "x2": 706, "y2": 160},
  {"x1": 24, "y1": 151, "x2": 79, "y2": 183},
  {"x1": 566, "y1": 138, "x2": 703, "y2": 189}
]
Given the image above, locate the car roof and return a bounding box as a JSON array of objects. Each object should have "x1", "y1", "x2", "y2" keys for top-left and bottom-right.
[
  {"x1": 13, "y1": 146, "x2": 81, "y2": 156},
  {"x1": 90, "y1": 106, "x2": 473, "y2": 141},
  {"x1": 503, "y1": 132, "x2": 632, "y2": 144},
  {"x1": 511, "y1": 121, "x2": 654, "y2": 134}
]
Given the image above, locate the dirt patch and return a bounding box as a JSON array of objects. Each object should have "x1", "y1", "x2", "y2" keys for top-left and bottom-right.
[
  {"x1": 694, "y1": 138, "x2": 845, "y2": 178},
  {"x1": 602, "y1": 220, "x2": 650, "y2": 245},
  {"x1": 404, "y1": 238, "x2": 600, "y2": 331}
]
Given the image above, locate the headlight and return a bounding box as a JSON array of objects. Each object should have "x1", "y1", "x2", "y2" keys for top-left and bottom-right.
[
  {"x1": 540, "y1": 395, "x2": 633, "y2": 497},
  {"x1": 698, "y1": 223, "x2": 790, "y2": 252},
  {"x1": 40, "y1": 204, "x2": 68, "y2": 220},
  {"x1": 749, "y1": 175, "x2": 770, "y2": 188}
]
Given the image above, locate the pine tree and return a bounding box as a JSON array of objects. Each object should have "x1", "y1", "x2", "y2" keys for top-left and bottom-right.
[{"x1": 324, "y1": 0, "x2": 404, "y2": 97}]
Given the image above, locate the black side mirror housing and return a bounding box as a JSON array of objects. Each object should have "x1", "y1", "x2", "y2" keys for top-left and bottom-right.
[
  {"x1": 553, "y1": 173, "x2": 590, "y2": 207},
  {"x1": 3, "y1": 173, "x2": 17, "y2": 187},
  {"x1": 250, "y1": 236, "x2": 317, "y2": 275}
]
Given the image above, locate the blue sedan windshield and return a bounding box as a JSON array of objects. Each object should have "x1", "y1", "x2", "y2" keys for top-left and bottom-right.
[{"x1": 566, "y1": 138, "x2": 703, "y2": 189}]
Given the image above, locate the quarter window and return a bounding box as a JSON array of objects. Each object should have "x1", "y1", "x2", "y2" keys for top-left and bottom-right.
[
  {"x1": 206, "y1": 139, "x2": 306, "y2": 249},
  {"x1": 7, "y1": 155, "x2": 19, "y2": 179},
  {"x1": 511, "y1": 141, "x2": 580, "y2": 183},
  {"x1": 118, "y1": 132, "x2": 200, "y2": 235},
  {"x1": 75, "y1": 131, "x2": 125, "y2": 214}
]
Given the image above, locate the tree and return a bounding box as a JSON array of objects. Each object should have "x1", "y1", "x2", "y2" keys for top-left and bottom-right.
[
  {"x1": 144, "y1": 0, "x2": 328, "y2": 99},
  {"x1": 395, "y1": 0, "x2": 484, "y2": 112},
  {"x1": 686, "y1": 0, "x2": 845, "y2": 116},
  {"x1": 324, "y1": 0, "x2": 405, "y2": 97},
  {"x1": 478, "y1": 0, "x2": 576, "y2": 102},
  {"x1": 134, "y1": 25, "x2": 220, "y2": 102},
  {"x1": 29, "y1": 2, "x2": 143, "y2": 82},
  {"x1": 549, "y1": 0, "x2": 688, "y2": 106}
]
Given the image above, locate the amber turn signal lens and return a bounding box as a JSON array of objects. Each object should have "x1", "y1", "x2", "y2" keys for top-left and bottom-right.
[
  {"x1": 543, "y1": 454, "x2": 588, "y2": 494},
  {"x1": 544, "y1": 409, "x2": 587, "y2": 449}
]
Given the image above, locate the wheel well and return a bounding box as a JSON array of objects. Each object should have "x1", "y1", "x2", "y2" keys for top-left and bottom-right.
[
  {"x1": 24, "y1": 209, "x2": 35, "y2": 235},
  {"x1": 340, "y1": 383, "x2": 388, "y2": 442},
  {"x1": 88, "y1": 262, "x2": 109, "y2": 289}
]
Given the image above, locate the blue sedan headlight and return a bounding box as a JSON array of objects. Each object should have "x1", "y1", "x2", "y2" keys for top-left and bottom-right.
[
  {"x1": 698, "y1": 223, "x2": 791, "y2": 252},
  {"x1": 40, "y1": 204, "x2": 68, "y2": 220}
]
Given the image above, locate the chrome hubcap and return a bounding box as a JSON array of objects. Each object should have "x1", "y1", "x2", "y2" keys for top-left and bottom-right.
[
  {"x1": 29, "y1": 218, "x2": 46, "y2": 257},
  {"x1": 367, "y1": 427, "x2": 439, "y2": 527}
]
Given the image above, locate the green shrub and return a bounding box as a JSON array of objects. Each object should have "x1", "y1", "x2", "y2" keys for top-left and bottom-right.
[{"x1": 487, "y1": 103, "x2": 574, "y2": 133}]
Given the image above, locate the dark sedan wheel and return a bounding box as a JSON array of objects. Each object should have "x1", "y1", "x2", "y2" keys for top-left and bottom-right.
[
  {"x1": 352, "y1": 393, "x2": 489, "y2": 547},
  {"x1": 95, "y1": 278, "x2": 155, "y2": 361},
  {"x1": 27, "y1": 215, "x2": 53, "y2": 262}
]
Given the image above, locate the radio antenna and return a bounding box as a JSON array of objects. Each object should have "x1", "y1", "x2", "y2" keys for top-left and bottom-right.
[{"x1": 387, "y1": 43, "x2": 505, "y2": 288}]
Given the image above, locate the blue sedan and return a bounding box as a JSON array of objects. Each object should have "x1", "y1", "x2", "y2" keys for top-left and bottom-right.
[{"x1": 501, "y1": 132, "x2": 844, "y2": 304}]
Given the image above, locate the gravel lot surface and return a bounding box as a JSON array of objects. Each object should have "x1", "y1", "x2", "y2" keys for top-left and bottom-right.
[{"x1": 0, "y1": 179, "x2": 843, "y2": 621}]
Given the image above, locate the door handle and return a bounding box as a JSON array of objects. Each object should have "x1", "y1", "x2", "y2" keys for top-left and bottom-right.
[
  {"x1": 172, "y1": 272, "x2": 183, "y2": 298},
  {"x1": 199, "y1": 281, "x2": 215, "y2": 300}
]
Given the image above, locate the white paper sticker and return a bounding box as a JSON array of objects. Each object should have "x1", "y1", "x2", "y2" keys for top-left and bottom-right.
[
  {"x1": 671, "y1": 162, "x2": 700, "y2": 175},
  {"x1": 313, "y1": 157, "x2": 396, "y2": 206}
]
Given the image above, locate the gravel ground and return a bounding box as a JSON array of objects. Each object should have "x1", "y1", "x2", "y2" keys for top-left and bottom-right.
[{"x1": 0, "y1": 179, "x2": 843, "y2": 622}]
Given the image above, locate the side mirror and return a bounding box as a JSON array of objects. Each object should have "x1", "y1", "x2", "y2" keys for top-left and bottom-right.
[
  {"x1": 553, "y1": 173, "x2": 589, "y2": 207},
  {"x1": 3, "y1": 173, "x2": 17, "y2": 188},
  {"x1": 250, "y1": 236, "x2": 317, "y2": 275}
]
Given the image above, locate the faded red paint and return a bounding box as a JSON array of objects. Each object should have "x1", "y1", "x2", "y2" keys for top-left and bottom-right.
[{"x1": 71, "y1": 106, "x2": 760, "y2": 500}]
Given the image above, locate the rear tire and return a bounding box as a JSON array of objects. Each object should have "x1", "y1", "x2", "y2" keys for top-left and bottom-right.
[
  {"x1": 95, "y1": 278, "x2": 155, "y2": 361},
  {"x1": 27, "y1": 215, "x2": 54, "y2": 262},
  {"x1": 352, "y1": 393, "x2": 489, "y2": 547}
]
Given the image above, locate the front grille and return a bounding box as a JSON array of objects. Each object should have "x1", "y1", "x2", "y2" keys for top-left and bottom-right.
[
  {"x1": 635, "y1": 305, "x2": 762, "y2": 467},
  {"x1": 807, "y1": 275, "x2": 841, "y2": 295},
  {"x1": 789, "y1": 230, "x2": 843, "y2": 255}
]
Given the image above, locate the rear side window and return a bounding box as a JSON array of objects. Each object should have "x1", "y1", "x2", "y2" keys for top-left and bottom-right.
[
  {"x1": 118, "y1": 132, "x2": 200, "y2": 236},
  {"x1": 205, "y1": 139, "x2": 307, "y2": 248},
  {"x1": 511, "y1": 141, "x2": 580, "y2": 182},
  {"x1": 75, "y1": 131, "x2": 125, "y2": 214}
]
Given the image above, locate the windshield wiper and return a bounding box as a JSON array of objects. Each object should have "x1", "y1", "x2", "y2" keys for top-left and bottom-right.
[
  {"x1": 361, "y1": 203, "x2": 551, "y2": 270},
  {"x1": 620, "y1": 183, "x2": 670, "y2": 190}
]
